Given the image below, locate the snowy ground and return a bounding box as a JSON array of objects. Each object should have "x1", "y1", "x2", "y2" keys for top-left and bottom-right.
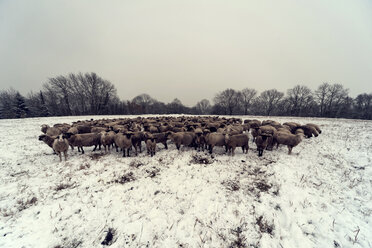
[{"x1": 0, "y1": 115, "x2": 371, "y2": 248}]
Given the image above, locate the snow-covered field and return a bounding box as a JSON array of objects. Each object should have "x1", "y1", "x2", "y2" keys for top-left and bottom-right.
[{"x1": 0, "y1": 115, "x2": 371, "y2": 248}]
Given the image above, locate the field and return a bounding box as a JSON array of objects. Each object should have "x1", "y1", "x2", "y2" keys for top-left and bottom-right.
[{"x1": 0, "y1": 115, "x2": 371, "y2": 248}]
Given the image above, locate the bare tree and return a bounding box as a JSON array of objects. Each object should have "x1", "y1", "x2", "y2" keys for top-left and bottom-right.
[
  {"x1": 240, "y1": 88, "x2": 257, "y2": 115},
  {"x1": 43, "y1": 72, "x2": 118, "y2": 115},
  {"x1": 315, "y1": 83, "x2": 349, "y2": 117},
  {"x1": 354, "y1": 93, "x2": 372, "y2": 119},
  {"x1": 132, "y1": 93, "x2": 156, "y2": 114},
  {"x1": 255, "y1": 89, "x2": 284, "y2": 116},
  {"x1": 315, "y1": 83, "x2": 330, "y2": 117},
  {"x1": 286, "y1": 85, "x2": 313, "y2": 116},
  {"x1": 195, "y1": 99, "x2": 211, "y2": 115},
  {"x1": 214, "y1": 89, "x2": 242, "y2": 115}
]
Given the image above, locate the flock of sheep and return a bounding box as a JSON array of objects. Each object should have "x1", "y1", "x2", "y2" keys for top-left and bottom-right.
[{"x1": 38, "y1": 116, "x2": 322, "y2": 161}]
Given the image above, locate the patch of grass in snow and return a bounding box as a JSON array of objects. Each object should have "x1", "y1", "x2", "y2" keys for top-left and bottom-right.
[
  {"x1": 129, "y1": 159, "x2": 145, "y2": 168},
  {"x1": 222, "y1": 179, "x2": 240, "y2": 191},
  {"x1": 229, "y1": 226, "x2": 247, "y2": 248},
  {"x1": 101, "y1": 228, "x2": 116, "y2": 246},
  {"x1": 190, "y1": 154, "x2": 214, "y2": 165},
  {"x1": 256, "y1": 216, "x2": 274, "y2": 235},
  {"x1": 145, "y1": 166, "x2": 160, "y2": 178},
  {"x1": 54, "y1": 238, "x2": 82, "y2": 248},
  {"x1": 55, "y1": 183, "x2": 76, "y2": 191},
  {"x1": 89, "y1": 153, "x2": 105, "y2": 160},
  {"x1": 16, "y1": 196, "x2": 38, "y2": 212},
  {"x1": 113, "y1": 172, "x2": 135, "y2": 184}
]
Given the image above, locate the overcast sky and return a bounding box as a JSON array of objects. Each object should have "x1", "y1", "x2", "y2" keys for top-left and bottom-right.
[{"x1": 1, "y1": 0, "x2": 372, "y2": 106}]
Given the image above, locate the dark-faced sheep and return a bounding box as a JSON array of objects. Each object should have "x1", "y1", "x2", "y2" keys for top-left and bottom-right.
[
  {"x1": 205, "y1": 132, "x2": 226, "y2": 154},
  {"x1": 145, "y1": 133, "x2": 156, "y2": 157},
  {"x1": 255, "y1": 134, "x2": 271, "y2": 157},
  {"x1": 168, "y1": 132, "x2": 196, "y2": 150},
  {"x1": 114, "y1": 132, "x2": 133, "y2": 157},
  {"x1": 41, "y1": 124, "x2": 61, "y2": 137},
  {"x1": 273, "y1": 132, "x2": 304, "y2": 154},
  {"x1": 152, "y1": 132, "x2": 169, "y2": 149},
  {"x1": 101, "y1": 131, "x2": 115, "y2": 152},
  {"x1": 306, "y1": 123, "x2": 322, "y2": 134},
  {"x1": 131, "y1": 131, "x2": 145, "y2": 155},
  {"x1": 64, "y1": 133, "x2": 101, "y2": 154},
  {"x1": 53, "y1": 134, "x2": 69, "y2": 161},
  {"x1": 224, "y1": 133, "x2": 249, "y2": 156},
  {"x1": 39, "y1": 134, "x2": 57, "y2": 153}
]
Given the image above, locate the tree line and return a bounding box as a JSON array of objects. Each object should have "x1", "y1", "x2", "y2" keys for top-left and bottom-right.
[{"x1": 0, "y1": 72, "x2": 371, "y2": 120}]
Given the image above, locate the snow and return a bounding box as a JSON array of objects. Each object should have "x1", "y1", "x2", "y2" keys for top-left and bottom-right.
[{"x1": 0, "y1": 115, "x2": 371, "y2": 248}]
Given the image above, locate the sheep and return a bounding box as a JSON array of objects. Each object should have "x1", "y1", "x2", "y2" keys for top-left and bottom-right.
[
  {"x1": 255, "y1": 134, "x2": 271, "y2": 157},
  {"x1": 258, "y1": 125, "x2": 276, "y2": 150},
  {"x1": 224, "y1": 133, "x2": 249, "y2": 156},
  {"x1": 306, "y1": 123, "x2": 322, "y2": 134},
  {"x1": 205, "y1": 132, "x2": 226, "y2": 154},
  {"x1": 76, "y1": 125, "x2": 92, "y2": 134},
  {"x1": 283, "y1": 122, "x2": 301, "y2": 133},
  {"x1": 194, "y1": 128, "x2": 206, "y2": 152},
  {"x1": 131, "y1": 131, "x2": 145, "y2": 155},
  {"x1": 41, "y1": 124, "x2": 61, "y2": 137},
  {"x1": 91, "y1": 127, "x2": 107, "y2": 133},
  {"x1": 145, "y1": 133, "x2": 156, "y2": 157},
  {"x1": 100, "y1": 131, "x2": 115, "y2": 152},
  {"x1": 114, "y1": 132, "x2": 133, "y2": 157},
  {"x1": 168, "y1": 131, "x2": 196, "y2": 150},
  {"x1": 273, "y1": 132, "x2": 304, "y2": 154},
  {"x1": 152, "y1": 132, "x2": 169, "y2": 149},
  {"x1": 39, "y1": 134, "x2": 57, "y2": 153},
  {"x1": 148, "y1": 125, "x2": 159, "y2": 133},
  {"x1": 52, "y1": 134, "x2": 69, "y2": 161},
  {"x1": 225, "y1": 125, "x2": 244, "y2": 135},
  {"x1": 296, "y1": 125, "x2": 318, "y2": 138},
  {"x1": 64, "y1": 133, "x2": 101, "y2": 154}
]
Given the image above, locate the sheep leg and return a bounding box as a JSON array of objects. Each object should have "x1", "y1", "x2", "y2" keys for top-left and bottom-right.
[
  {"x1": 258, "y1": 149, "x2": 263, "y2": 157},
  {"x1": 115, "y1": 144, "x2": 119, "y2": 152},
  {"x1": 64, "y1": 151, "x2": 68, "y2": 161},
  {"x1": 163, "y1": 142, "x2": 168, "y2": 149},
  {"x1": 232, "y1": 147, "x2": 236, "y2": 156},
  {"x1": 58, "y1": 152, "x2": 62, "y2": 162},
  {"x1": 93, "y1": 145, "x2": 97, "y2": 152},
  {"x1": 288, "y1": 145, "x2": 293, "y2": 155},
  {"x1": 127, "y1": 148, "x2": 130, "y2": 157},
  {"x1": 80, "y1": 147, "x2": 84, "y2": 154},
  {"x1": 70, "y1": 145, "x2": 74, "y2": 150},
  {"x1": 209, "y1": 145, "x2": 213, "y2": 154},
  {"x1": 122, "y1": 149, "x2": 126, "y2": 157}
]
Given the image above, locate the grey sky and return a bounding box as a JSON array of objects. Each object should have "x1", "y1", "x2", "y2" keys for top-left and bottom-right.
[{"x1": 1, "y1": 0, "x2": 372, "y2": 106}]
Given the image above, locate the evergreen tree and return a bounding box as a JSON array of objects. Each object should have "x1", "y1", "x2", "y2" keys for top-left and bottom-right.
[{"x1": 13, "y1": 92, "x2": 29, "y2": 118}]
